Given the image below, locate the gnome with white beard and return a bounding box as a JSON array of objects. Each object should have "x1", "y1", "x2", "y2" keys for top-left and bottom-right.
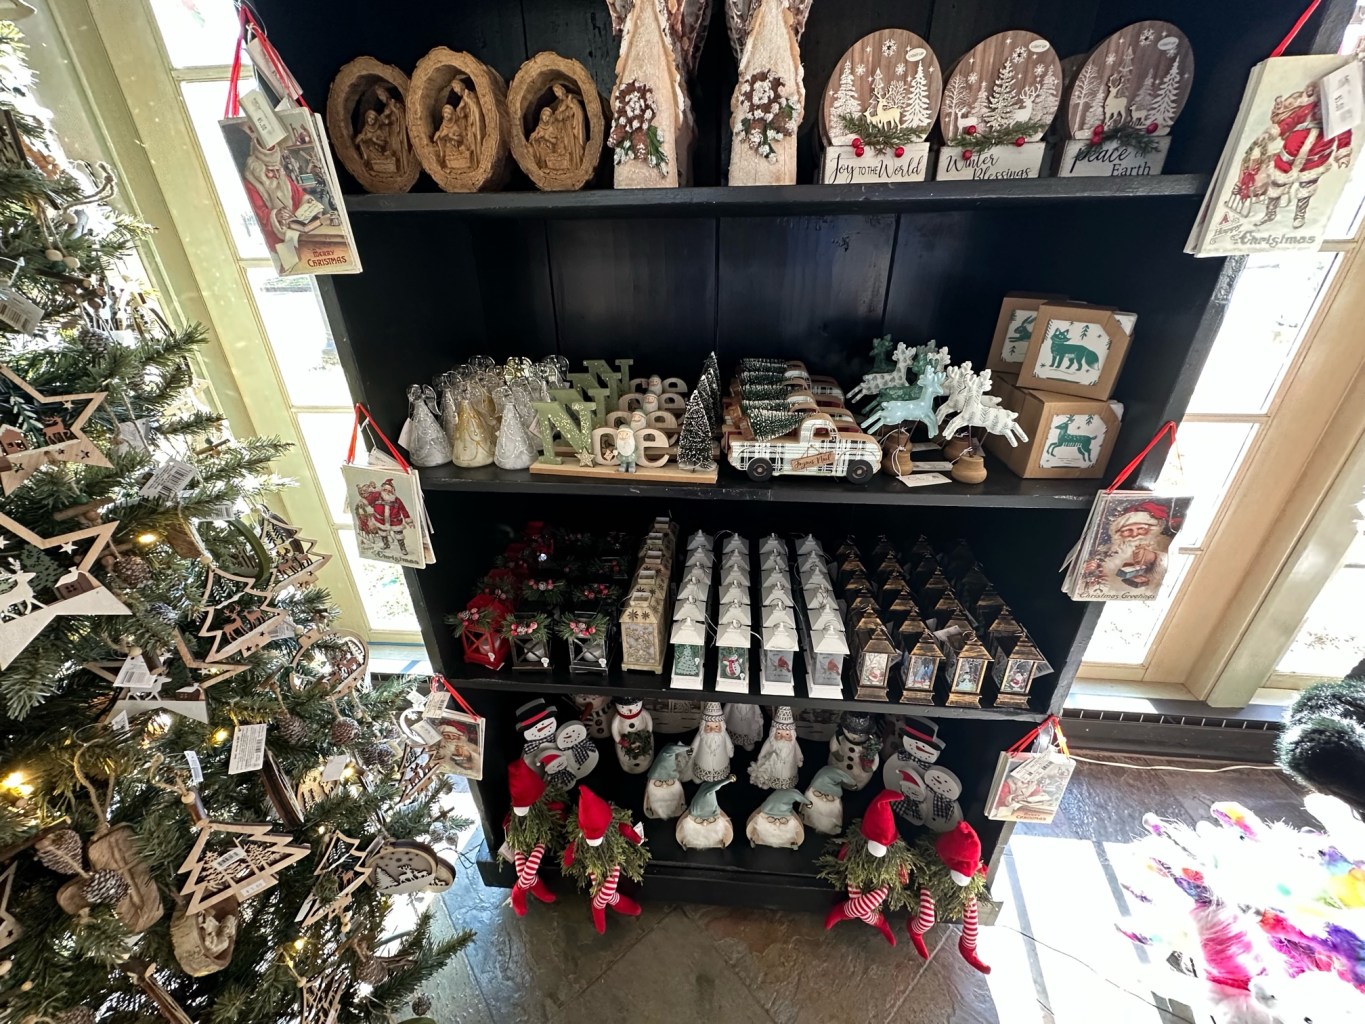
[
  {"x1": 687, "y1": 702, "x2": 734, "y2": 782},
  {"x1": 676, "y1": 778, "x2": 736, "y2": 850},
  {"x1": 748, "y1": 705, "x2": 802, "y2": 790}
]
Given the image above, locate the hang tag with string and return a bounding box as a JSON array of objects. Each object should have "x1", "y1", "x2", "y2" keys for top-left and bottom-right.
[{"x1": 0, "y1": 257, "x2": 42, "y2": 334}]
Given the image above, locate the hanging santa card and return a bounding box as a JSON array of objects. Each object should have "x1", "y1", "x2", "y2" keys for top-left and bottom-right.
[
  {"x1": 1056, "y1": 21, "x2": 1194, "y2": 178},
  {"x1": 0, "y1": 512, "x2": 129, "y2": 669},
  {"x1": 0, "y1": 365, "x2": 111, "y2": 494},
  {"x1": 341, "y1": 404, "x2": 433, "y2": 570},
  {"x1": 1188, "y1": 55, "x2": 1358, "y2": 255},
  {"x1": 937, "y1": 31, "x2": 1061, "y2": 181},
  {"x1": 819, "y1": 30, "x2": 941, "y2": 184}
]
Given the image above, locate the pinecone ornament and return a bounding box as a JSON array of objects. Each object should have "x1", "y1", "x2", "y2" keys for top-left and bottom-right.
[
  {"x1": 35, "y1": 828, "x2": 84, "y2": 875},
  {"x1": 54, "y1": 1007, "x2": 97, "y2": 1024},
  {"x1": 412, "y1": 994, "x2": 433, "y2": 1016},
  {"x1": 330, "y1": 716, "x2": 361, "y2": 746},
  {"x1": 358, "y1": 741, "x2": 394, "y2": 768},
  {"x1": 75, "y1": 324, "x2": 112, "y2": 357},
  {"x1": 82, "y1": 868, "x2": 130, "y2": 905},
  {"x1": 110, "y1": 555, "x2": 153, "y2": 588},
  {"x1": 274, "y1": 713, "x2": 310, "y2": 745}
]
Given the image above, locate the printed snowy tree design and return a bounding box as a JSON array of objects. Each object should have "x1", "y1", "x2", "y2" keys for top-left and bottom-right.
[
  {"x1": 830, "y1": 59, "x2": 860, "y2": 141},
  {"x1": 676, "y1": 391, "x2": 716, "y2": 471},
  {"x1": 1072, "y1": 63, "x2": 1102, "y2": 129},
  {"x1": 674, "y1": 643, "x2": 701, "y2": 676},
  {"x1": 882, "y1": 79, "x2": 910, "y2": 117},
  {"x1": 1129, "y1": 70, "x2": 1157, "y2": 125},
  {"x1": 1117, "y1": 46, "x2": 1135, "y2": 88},
  {"x1": 1152, "y1": 56, "x2": 1183, "y2": 129},
  {"x1": 1036, "y1": 65, "x2": 1059, "y2": 118},
  {"x1": 904, "y1": 62, "x2": 932, "y2": 132},
  {"x1": 942, "y1": 75, "x2": 971, "y2": 136},
  {"x1": 698, "y1": 351, "x2": 722, "y2": 429},
  {"x1": 19, "y1": 544, "x2": 63, "y2": 601},
  {"x1": 984, "y1": 56, "x2": 1020, "y2": 130}
]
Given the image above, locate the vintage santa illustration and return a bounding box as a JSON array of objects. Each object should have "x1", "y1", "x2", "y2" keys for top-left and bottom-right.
[
  {"x1": 1081, "y1": 498, "x2": 1185, "y2": 598},
  {"x1": 1251, "y1": 83, "x2": 1352, "y2": 229},
  {"x1": 353, "y1": 477, "x2": 414, "y2": 558}
]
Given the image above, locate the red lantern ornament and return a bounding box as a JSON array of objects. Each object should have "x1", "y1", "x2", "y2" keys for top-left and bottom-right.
[
  {"x1": 851, "y1": 136, "x2": 863, "y2": 148},
  {"x1": 1146, "y1": 122, "x2": 1159, "y2": 134},
  {"x1": 965, "y1": 125, "x2": 978, "y2": 136},
  {"x1": 1013, "y1": 136, "x2": 1026, "y2": 147},
  {"x1": 961, "y1": 149, "x2": 973, "y2": 161},
  {"x1": 894, "y1": 145, "x2": 905, "y2": 158}
]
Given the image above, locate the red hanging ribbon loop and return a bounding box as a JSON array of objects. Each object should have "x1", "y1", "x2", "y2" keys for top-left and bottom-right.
[
  {"x1": 1007, "y1": 715, "x2": 1068, "y2": 755},
  {"x1": 224, "y1": 4, "x2": 249, "y2": 119},
  {"x1": 432, "y1": 675, "x2": 479, "y2": 718},
  {"x1": 223, "y1": 6, "x2": 309, "y2": 119},
  {"x1": 347, "y1": 403, "x2": 412, "y2": 473},
  {"x1": 1270, "y1": 0, "x2": 1323, "y2": 58},
  {"x1": 1105, "y1": 421, "x2": 1177, "y2": 494}
]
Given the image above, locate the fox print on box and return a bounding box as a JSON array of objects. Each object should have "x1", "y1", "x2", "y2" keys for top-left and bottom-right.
[
  {"x1": 1035, "y1": 319, "x2": 1110, "y2": 386},
  {"x1": 1016, "y1": 304, "x2": 1134, "y2": 401}
]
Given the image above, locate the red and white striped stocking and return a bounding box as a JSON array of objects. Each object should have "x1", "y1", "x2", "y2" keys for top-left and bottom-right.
[
  {"x1": 824, "y1": 884, "x2": 896, "y2": 945},
  {"x1": 908, "y1": 887, "x2": 936, "y2": 960},
  {"x1": 587, "y1": 865, "x2": 641, "y2": 933},
  {"x1": 510, "y1": 843, "x2": 554, "y2": 915},
  {"x1": 958, "y1": 894, "x2": 990, "y2": 974}
]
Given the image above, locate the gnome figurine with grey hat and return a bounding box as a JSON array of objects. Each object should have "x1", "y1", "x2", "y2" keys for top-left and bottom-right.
[
  {"x1": 675, "y1": 777, "x2": 736, "y2": 850},
  {"x1": 802, "y1": 766, "x2": 855, "y2": 835},
  {"x1": 746, "y1": 789, "x2": 812, "y2": 849},
  {"x1": 644, "y1": 742, "x2": 690, "y2": 820}
]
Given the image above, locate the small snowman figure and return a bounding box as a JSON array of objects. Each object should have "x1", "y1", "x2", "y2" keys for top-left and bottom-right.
[
  {"x1": 801, "y1": 766, "x2": 854, "y2": 836},
  {"x1": 675, "y1": 777, "x2": 735, "y2": 850},
  {"x1": 746, "y1": 789, "x2": 812, "y2": 849},
  {"x1": 687, "y1": 702, "x2": 734, "y2": 782},
  {"x1": 615, "y1": 426, "x2": 638, "y2": 474},
  {"x1": 610, "y1": 696, "x2": 654, "y2": 774},
  {"x1": 923, "y1": 765, "x2": 965, "y2": 833},
  {"x1": 881, "y1": 717, "x2": 945, "y2": 792},
  {"x1": 889, "y1": 767, "x2": 929, "y2": 825},
  {"x1": 537, "y1": 720, "x2": 599, "y2": 790},
  {"x1": 516, "y1": 698, "x2": 559, "y2": 776},
  {"x1": 644, "y1": 742, "x2": 690, "y2": 820},
  {"x1": 724, "y1": 702, "x2": 764, "y2": 751},
  {"x1": 748, "y1": 705, "x2": 803, "y2": 790},
  {"x1": 572, "y1": 694, "x2": 612, "y2": 740},
  {"x1": 828, "y1": 711, "x2": 880, "y2": 791}
]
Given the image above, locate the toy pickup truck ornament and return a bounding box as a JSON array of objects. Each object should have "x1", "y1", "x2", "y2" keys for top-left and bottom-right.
[{"x1": 727, "y1": 412, "x2": 882, "y2": 484}]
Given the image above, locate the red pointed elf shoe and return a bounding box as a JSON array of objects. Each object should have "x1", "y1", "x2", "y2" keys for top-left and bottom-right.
[
  {"x1": 871, "y1": 912, "x2": 897, "y2": 946},
  {"x1": 909, "y1": 926, "x2": 931, "y2": 960},
  {"x1": 590, "y1": 904, "x2": 608, "y2": 934},
  {"x1": 528, "y1": 877, "x2": 556, "y2": 904},
  {"x1": 510, "y1": 883, "x2": 530, "y2": 916},
  {"x1": 958, "y1": 937, "x2": 991, "y2": 975},
  {"x1": 824, "y1": 903, "x2": 847, "y2": 931},
  {"x1": 611, "y1": 892, "x2": 642, "y2": 916}
]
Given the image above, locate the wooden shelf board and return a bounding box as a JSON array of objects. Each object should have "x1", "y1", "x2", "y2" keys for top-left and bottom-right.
[
  {"x1": 528, "y1": 461, "x2": 719, "y2": 484},
  {"x1": 442, "y1": 659, "x2": 1048, "y2": 722},
  {"x1": 421, "y1": 457, "x2": 1096, "y2": 509},
  {"x1": 345, "y1": 174, "x2": 1209, "y2": 219}
]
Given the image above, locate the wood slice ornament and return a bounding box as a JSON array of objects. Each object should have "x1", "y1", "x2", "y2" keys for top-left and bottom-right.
[
  {"x1": 366, "y1": 839, "x2": 456, "y2": 895},
  {"x1": 818, "y1": 29, "x2": 941, "y2": 184},
  {"x1": 407, "y1": 48, "x2": 510, "y2": 193},
  {"x1": 937, "y1": 31, "x2": 1061, "y2": 181},
  {"x1": 507, "y1": 52, "x2": 605, "y2": 192},
  {"x1": 170, "y1": 897, "x2": 239, "y2": 977},
  {"x1": 1057, "y1": 22, "x2": 1193, "y2": 178},
  {"x1": 326, "y1": 57, "x2": 420, "y2": 194},
  {"x1": 727, "y1": 0, "x2": 809, "y2": 186}
]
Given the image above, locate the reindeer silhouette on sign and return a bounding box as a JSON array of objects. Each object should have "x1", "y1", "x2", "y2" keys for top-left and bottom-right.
[{"x1": 0, "y1": 559, "x2": 43, "y2": 621}]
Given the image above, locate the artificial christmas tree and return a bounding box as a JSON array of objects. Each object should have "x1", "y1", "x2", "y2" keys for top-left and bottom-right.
[
  {"x1": 0, "y1": 22, "x2": 471, "y2": 1023},
  {"x1": 675, "y1": 390, "x2": 715, "y2": 472}
]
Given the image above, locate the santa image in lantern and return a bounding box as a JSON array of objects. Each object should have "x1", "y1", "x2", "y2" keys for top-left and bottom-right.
[{"x1": 561, "y1": 786, "x2": 650, "y2": 934}]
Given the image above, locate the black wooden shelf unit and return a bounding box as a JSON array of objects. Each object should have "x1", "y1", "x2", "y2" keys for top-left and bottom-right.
[{"x1": 257, "y1": 0, "x2": 1350, "y2": 911}]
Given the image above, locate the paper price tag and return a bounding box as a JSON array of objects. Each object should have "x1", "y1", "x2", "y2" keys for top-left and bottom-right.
[
  {"x1": 1322, "y1": 61, "x2": 1364, "y2": 140},
  {"x1": 423, "y1": 689, "x2": 449, "y2": 719},
  {"x1": 412, "y1": 719, "x2": 442, "y2": 745},
  {"x1": 139, "y1": 459, "x2": 197, "y2": 501},
  {"x1": 897, "y1": 472, "x2": 952, "y2": 489},
  {"x1": 397, "y1": 417, "x2": 414, "y2": 449},
  {"x1": 183, "y1": 750, "x2": 203, "y2": 785},
  {"x1": 913, "y1": 461, "x2": 955, "y2": 472},
  {"x1": 213, "y1": 847, "x2": 247, "y2": 872},
  {"x1": 109, "y1": 710, "x2": 130, "y2": 732},
  {"x1": 246, "y1": 37, "x2": 304, "y2": 105},
  {"x1": 114, "y1": 654, "x2": 158, "y2": 692},
  {"x1": 228, "y1": 723, "x2": 268, "y2": 775},
  {"x1": 238, "y1": 876, "x2": 272, "y2": 899},
  {"x1": 0, "y1": 286, "x2": 43, "y2": 335},
  {"x1": 239, "y1": 89, "x2": 288, "y2": 147},
  {"x1": 321, "y1": 754, "x2": 351, "y2": 782}
]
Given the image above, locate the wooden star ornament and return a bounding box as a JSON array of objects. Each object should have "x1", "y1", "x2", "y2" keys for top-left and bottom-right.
[{"x1": 0, "y1": 365, "x2": 111, "y2": 493}]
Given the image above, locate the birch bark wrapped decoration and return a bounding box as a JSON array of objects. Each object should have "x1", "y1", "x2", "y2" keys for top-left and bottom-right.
[
  {"x1": 726, "y1": 0, "x2": 811, "y2": 185},
  {"x1": 407, "y1": 48, "x2": 511, "y2": 193},
  {"x1": 606, "y1": 0, "x2": 711, "y2": 188},
  {"x1": 508, "y1": 53, "x2": 607, "y2": 191}
]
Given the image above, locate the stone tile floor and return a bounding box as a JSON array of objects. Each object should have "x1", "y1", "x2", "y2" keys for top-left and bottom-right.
[{"x1": 414, "y1": 755, "x2": 1311, "y2": 1024}]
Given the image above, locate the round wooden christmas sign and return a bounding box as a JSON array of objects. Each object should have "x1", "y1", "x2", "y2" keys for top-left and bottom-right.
[
  {"x1": 939, "y1": 31, "x2": 1062, "y2": 144},
  {"x1": 820, "y1": 30, "x2": 942, "y2": 146},
  {"x1": 1064, "y1": 21, "x2": 1193, "y2": 138},
  {"x1": 326, "y1": 57, "x2": 421, "y2": 194}
]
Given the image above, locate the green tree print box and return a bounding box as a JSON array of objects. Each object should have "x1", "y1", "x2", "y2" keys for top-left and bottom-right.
[{"x1": 985, "y1": 374, "x2": 1123, "y2": 479}]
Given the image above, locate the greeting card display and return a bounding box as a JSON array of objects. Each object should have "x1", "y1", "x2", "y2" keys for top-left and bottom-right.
[
  {"x1": 342, "y1": 404, "x2": 433, "y2": 569},
  {"x1": 1057, "y1": 21, "x2": 1193, "y2": 178},
  {"x1": 1014, "y1": 303, "x2": 1135, "y2": 400},
  {"x1": 986, "y1": 717, "x2": 1074, "y2": 823},
  {"x1": 937, "y1": 31, "x2": 1061, "y2": 181},
  {"x1": 819, "y1": 30, "x2": 940, "y2": 184},
  {"x1": 1188, "y1": 55, "x2": 1358, "y2": 255}
]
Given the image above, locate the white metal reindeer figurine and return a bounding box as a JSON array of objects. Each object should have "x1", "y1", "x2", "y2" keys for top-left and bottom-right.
[
  {"x1": 936, "y1": 364, "x2": 1002, "y2": 427},
  {"x1": 939, "y1": 378, "x2": 1028, "y2": 447},
  {"x1": 847, "y1": 342, "x2": 914, "y2": 405}
]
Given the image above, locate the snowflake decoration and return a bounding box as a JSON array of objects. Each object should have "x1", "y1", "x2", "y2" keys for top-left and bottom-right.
[
  {"x1": 1106, "y1": 53, "x2": 1117, "y2": 65},
  {"x1": 967, "y1": 71, "x2": 978, "y2": 84},
  {"x1": 967, "y1": 56, "x2": 975, "y2": 64},
  {"x1": 895, "y1": 62, "x2": 906, "y2": 77},
  {"x1": 1034, "y1": 63, "x2": 1044, "y2": 76},
  {"x1": 882, "y1": 39, "x2": 897, "y2": 57},
  {"x1": 855, "y1": 64, "x2": 866, "y2": 78},
  {"x1": 1139, "y1": 29, "x2": 1155, "y2": 45},
  {"x1": 1012, "y1": 46, "x2": 1026, "y2": 63}
]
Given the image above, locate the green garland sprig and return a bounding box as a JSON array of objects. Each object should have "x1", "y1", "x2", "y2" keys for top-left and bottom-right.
[
  {"x1": 943, "y1": 119, "x2": 1051, "y2": 155},
  {"x1": 505, "y1": 785, "x2": 567, "y2": 855},
  {"x1": 816, "y1": 828, "x2": 924, "y2": 912},
  {"x1": 838, "y1": 113, "x2": 923, "y2": 154},
  {"x1": 913, "y1": 836, "x2": 988, "y2": 920},
  {"x1": 447, "y1": 605, "x2": 494, "y2": 638},
  {"x1": 521, "y1": 577, "x2": 565, "y2": 605},
  {"x1": 499, "y1": 611, "x2": 550, "y2": 639},
  {"x1": 1079, "y1": 122, "x2": 1162, "y2": 156},
  {"x1": 562, "y1": 804, "x2": 650, "y2": 896},
  {"x1": 556, "y1": 612, "x2": 611, "y2": 642}
]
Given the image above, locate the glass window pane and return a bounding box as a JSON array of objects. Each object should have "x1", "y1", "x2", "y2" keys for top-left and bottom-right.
[
  {"x1": 1187, "y1": 253, "x2": 1338, "y2": 416},
  {"x1": 337, "y1": 529, "x2": 421, "y2": 633},
  {"x1": 1159, "y1": 421, "x2": 1259, "y2": 548},
  {"x1": 246, "y1": 268, "x2": 350, "y2": 407},
  {"x1": 295, "y1": 410, "x2": 354, "y2": 524},
  {"x1": 149, "y1": 0, "x2": 242, "y2": 68},
  {"x1": 179, "y1": 80, "x2": 269, "y2": 259},
  {"x1": 1084, "y1": 552, "x2": 1194, "y2": 664},
  {"x1": 1276, "y1": 530, "x2": 1365, "y2": 679}
]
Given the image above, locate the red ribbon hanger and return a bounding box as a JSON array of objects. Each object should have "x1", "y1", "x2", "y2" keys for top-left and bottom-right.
[
  {"x1": 432, "y1": 675, "x2": 480, "y2": 719},
  {"x1": 1271, "y1": 0, "x2": 1323, "y2": 58},
  {"x1": 1007, "y1": 715, "x2": 1070, "y2": 756},
  {"x1": 1105, "y1": 420, "x2": 1177, "y2": 495},
  {"x1": 224, "y1": 3, "x2": 308, "y2": 119},
  {"x1": 347, "y1": 403, "x2": 411, "y2": 473}
]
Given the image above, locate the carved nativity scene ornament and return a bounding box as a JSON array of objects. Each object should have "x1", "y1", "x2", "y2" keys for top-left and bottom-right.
[
  {"x1": 508, "y1": 52, "x2": 606, "y2": 191},
  {"x1": 727, "y1": 0, "x2": 811, "y2": 185},
  {"x1": 936, "y1": 30, "x2": 1061, "y2": 181},
  {"x1": 326, "y1": 57, "x2": 420, "y2": 193},
  {"x1": 606, "y1": 0, "x2": 710, "y2": 188},
  {"x1": 820, "y1": 30, "x2": 941, "y2": 184},
  {"x1": 408, "y1": 47, "x2": 511, "y2": 192}
]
